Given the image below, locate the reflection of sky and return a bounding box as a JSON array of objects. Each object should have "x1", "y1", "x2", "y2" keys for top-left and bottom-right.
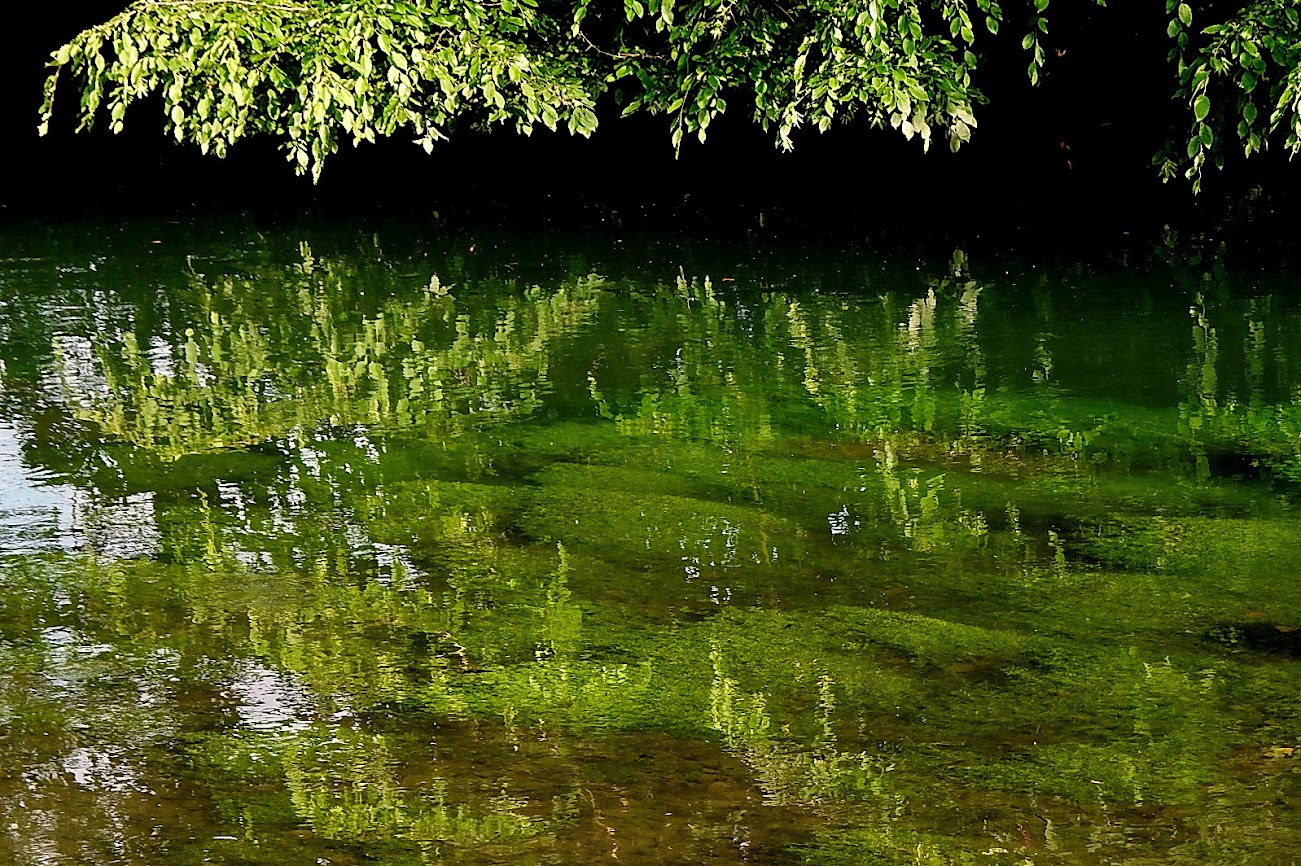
[
  {"x1": 0, "y1": 422, "x2": 158, "y2": 558},
  {"x1": 230, "y1": 662, "x2": 318, "y2": 733},
  {"x1": 0, "y1": 423, "x2": 79, "y2": 554}
]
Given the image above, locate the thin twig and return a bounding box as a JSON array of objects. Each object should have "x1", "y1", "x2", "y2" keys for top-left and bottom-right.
[{"x1": 575, "y1": 29, "x2": 663, "y2": 60}]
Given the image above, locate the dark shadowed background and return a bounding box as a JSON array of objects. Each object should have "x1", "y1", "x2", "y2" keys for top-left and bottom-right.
[{"x1": 4, "y1": 2, "x2": 1297, "y2": 251}]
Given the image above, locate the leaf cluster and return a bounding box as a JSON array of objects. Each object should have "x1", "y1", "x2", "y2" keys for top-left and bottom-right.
[
  {"x1": 39, "y1": 0, "x2": 1301, "y2": 189},
  {"x1": 41, "y1": 0, "x2": 603, "y2": 179},
  {"x1": 580, "y1": 0, "x2": 1023, "y2": 153},
  {"x1": 1161, "y1": 0, "x2": 1301, "y2": 191}
]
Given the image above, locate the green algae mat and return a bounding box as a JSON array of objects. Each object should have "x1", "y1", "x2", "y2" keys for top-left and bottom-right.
[{"x1": 2, "y1": 223, "x2": 1300, "y2": 864}]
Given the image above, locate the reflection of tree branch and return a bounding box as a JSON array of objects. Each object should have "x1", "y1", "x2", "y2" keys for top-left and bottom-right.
[{"x1": 585, "y1": 788, "x2": 620, "y2": 861}]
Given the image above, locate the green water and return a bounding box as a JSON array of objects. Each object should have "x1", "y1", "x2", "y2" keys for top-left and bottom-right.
[{"x1": 2, "y1": 222, "x2": 1300, "y2": 864}]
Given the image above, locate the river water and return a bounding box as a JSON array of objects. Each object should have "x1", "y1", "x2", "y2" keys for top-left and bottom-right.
[{"x1": 1, "y1": 220, "x2": 1299, "y2": 864}]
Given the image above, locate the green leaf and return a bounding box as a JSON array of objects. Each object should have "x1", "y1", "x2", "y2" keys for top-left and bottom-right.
[
  {"x1": 1177, "y1": 3, "x2": 1191, "y2": 27},
  {"x1": 1194, "y1": 94, "x2": 1210, "y2": 121},
  {"x1": 569, "y1": 105, "x2": 597, "y2": 137}
]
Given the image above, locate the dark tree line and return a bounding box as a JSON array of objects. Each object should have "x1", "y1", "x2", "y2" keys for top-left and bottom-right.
[{"x1": 5, "y1": 1, "x2": 1298, "y2": 235}]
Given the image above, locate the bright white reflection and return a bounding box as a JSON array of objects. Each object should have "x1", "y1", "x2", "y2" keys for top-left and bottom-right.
[
  {"x1": 0, "y1": 424, "x2": 78, "y2": 554},
  {"x1": 230, "y1": 662, "x2": 318, "y2": 733}
]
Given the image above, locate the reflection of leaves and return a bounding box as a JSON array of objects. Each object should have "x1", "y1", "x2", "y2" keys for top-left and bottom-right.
[
  {"x1": 59, "y1": 261, "x2": 606, "y2": 460},
  {"x1": 285, "y1": 726, "x2": 548, "y2": 847},
  {"x1": 9, "y1": 238, "x2": 1301, "y2": 864},
  {"x1": 31, "y1": 241, "x2": 1301, "y2": 505},
  {"x1": 710, "y1": 641, "x2": 902, "y2": 810}
]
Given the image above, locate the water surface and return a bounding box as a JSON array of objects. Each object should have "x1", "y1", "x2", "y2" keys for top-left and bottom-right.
[{"x1": 2, "y1": 222, "x2": 1300, "y2": 864}]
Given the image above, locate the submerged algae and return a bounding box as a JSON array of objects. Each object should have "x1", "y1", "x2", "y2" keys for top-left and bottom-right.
[{"x1": 3, "y1": 225, "x2": 1301, "y2": 864}]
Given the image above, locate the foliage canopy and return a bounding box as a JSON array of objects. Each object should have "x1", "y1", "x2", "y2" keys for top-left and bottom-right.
[{"x1": 37, "y1": 0, "x2": 1301, "y2": 189}]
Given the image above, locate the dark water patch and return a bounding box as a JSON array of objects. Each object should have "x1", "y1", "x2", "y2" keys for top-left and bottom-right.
[{"x1": 1205, "y1": 621, "x2": 1301, "y2": 659}]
